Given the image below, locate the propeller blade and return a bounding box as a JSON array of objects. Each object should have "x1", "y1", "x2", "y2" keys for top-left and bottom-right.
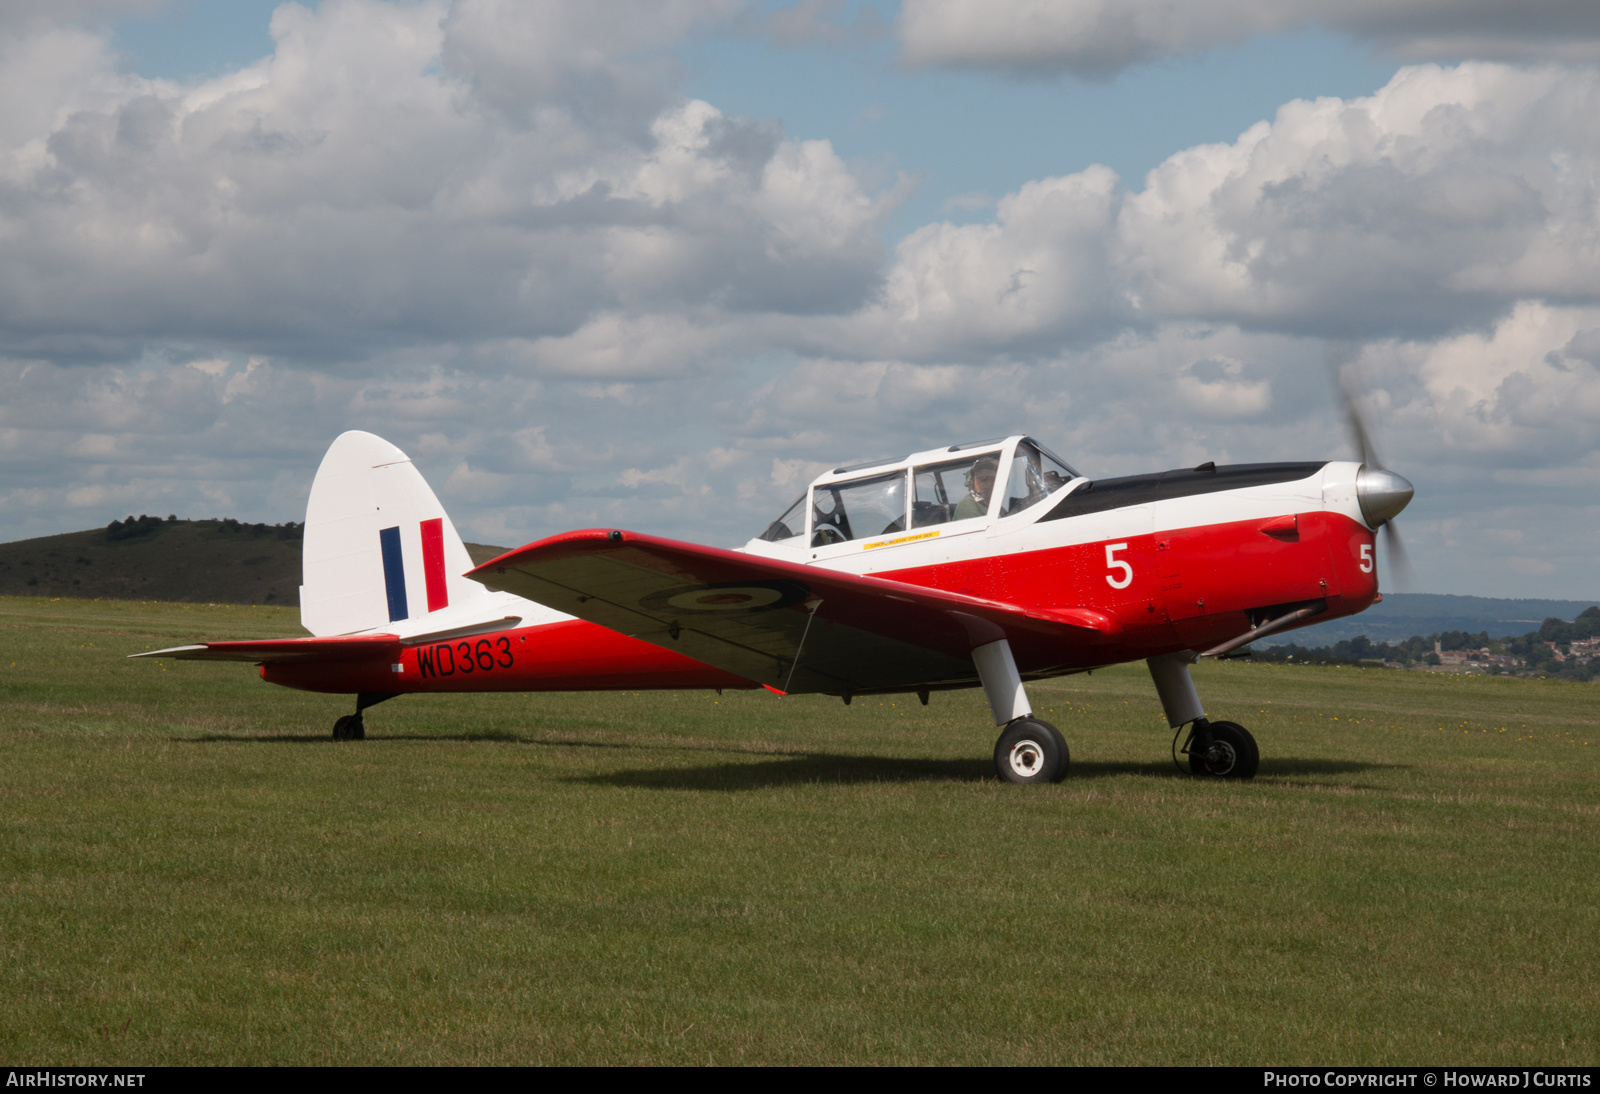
[
  {"x1": 1336, "y1": 368, "x2": 1383, "y2": 470},
  {"x1": 1382, "y1": 519, "x2": 1413, "y2": 589},
  {"x1": 1331, "y1": 348, "x2": 1414, "y2": 587}
]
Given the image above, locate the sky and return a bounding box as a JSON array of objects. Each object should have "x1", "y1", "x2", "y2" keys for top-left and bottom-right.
[{"x1": 2, "y1": 0, "x2": 1598, "y2": 599}]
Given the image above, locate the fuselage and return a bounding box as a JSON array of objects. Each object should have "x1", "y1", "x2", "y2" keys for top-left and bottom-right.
[
  {"x1": 262, "y1": 618, "x2": 756, "y2": 694},
  {"x1": 262, "y1": 445, "x2": 1380, "y2": 697}
]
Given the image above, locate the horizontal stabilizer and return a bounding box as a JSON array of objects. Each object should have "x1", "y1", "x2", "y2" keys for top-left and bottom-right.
[
  {"x1": 400, "y1": 615, "x2": 523, "y2": 645},
  {"x1": 130, "y1": 634, "x2": 400, "y2": 663},
  {"x1": 468, "y1": 529, "x2": 1117, "y2": 695}
]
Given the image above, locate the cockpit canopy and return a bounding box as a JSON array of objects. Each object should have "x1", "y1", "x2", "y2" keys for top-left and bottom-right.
[{"x1": 754, "y1": 436, "x2": 1079, "y2": 550}]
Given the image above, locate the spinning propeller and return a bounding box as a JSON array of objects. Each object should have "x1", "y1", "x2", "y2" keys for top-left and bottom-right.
[{"x1": 1337, "y1": 371, "x2": 1414, "y2": 586}]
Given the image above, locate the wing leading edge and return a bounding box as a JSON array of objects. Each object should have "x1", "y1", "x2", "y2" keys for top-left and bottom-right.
[{"x1": 467, "y1": 529, "x2": 1120, "y2": 695}]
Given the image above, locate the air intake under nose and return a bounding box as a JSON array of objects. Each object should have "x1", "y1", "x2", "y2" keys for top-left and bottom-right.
[{"x1": 1355, "y1": 466, "x2": 1413, "y2": 527}]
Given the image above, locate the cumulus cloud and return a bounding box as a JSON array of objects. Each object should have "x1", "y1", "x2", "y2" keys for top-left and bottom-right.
[
  {"x1": 1365, "y1": 301, "x2": 1600, "y2": 470},
  {"x1": 0, "y1": 0, "x2": 896, "y2": 365},
  {"x1": 898, "y1": 0, "x2": 1600, "y2": 76},
  {"x1": 441, "y1": 0, "x2": 742, "y2": 124},
  {"x1": 1117, "y1": 64, "x2": 1600, "y2": 339},
  {"x1": 821, "y1": 166, "x2": 1122, "y2": 360},
  {"x1": 809, "y1": 62, "x2": 1600, "y2": 360}
]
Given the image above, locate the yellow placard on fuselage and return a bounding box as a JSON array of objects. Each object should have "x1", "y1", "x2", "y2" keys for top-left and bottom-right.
[{"x1": 862, "y1": 529, "x2": 941, "y2": 551}]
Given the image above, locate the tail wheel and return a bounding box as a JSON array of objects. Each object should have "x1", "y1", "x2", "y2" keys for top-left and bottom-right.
[
  {"x1": 994, "y1": 718, "x2": 1069, "y2": 784},
  {"x1": 1189, "y1": 720, "x2": 1258, "y2": 779}
]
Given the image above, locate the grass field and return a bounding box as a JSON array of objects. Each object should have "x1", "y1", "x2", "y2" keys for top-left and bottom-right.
[{"x1": 3, "y1": 595, "x2": 1598, "y2": 1065}]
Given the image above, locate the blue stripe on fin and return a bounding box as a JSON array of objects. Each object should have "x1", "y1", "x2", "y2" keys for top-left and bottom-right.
[{"x1": 379, "y1": 525, "x2": 409, "y2": 622}]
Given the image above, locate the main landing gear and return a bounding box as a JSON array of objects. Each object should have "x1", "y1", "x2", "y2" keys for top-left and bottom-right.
[
  {"x1": 331, "y1": 691, "x2": 398, "y2": 741},
  {"x1": 1178, "y1": 717, "x2": 1259, "y2": 779},
  {"x1": 1148, "y1": 652, "x2": 1259, "y2": 780},
  {"x1": 972, "y1": 638, "x2": 1071, "y2": 784},
  {"x1": 973, "y1": 641, "x2": 1261, "y2": 783}
]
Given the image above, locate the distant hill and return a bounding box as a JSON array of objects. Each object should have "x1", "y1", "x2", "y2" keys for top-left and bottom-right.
[
  {"x1": 0, "y1": 517, "x2": 508, "y2": 606},
  {"x1": 1257, "y1": 592, "x2": 1600, "y2": 646}
]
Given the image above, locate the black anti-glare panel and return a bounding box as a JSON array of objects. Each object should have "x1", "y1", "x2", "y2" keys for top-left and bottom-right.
[{"x1": 1039, "y1": 462, "x2": 1328, "y2": 521}]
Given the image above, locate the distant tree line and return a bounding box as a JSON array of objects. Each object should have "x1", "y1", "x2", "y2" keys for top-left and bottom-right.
[
  {"x1": 105, "y1": 514, "x2": 174, "y2": 541},
  {"x1": 214, "y1": 518, "x2": 303, "y2": 540},
  {"x1": 1249, "y1": 606, "x2": 1600, "y2": 681},
  {"x1": 105, "y1": 515, "x2": 303, "y2": 543}
]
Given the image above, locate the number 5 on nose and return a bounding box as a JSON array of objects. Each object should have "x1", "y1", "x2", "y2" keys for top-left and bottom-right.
[{"x1": 1105, "y1": 543, "x2": 1133, "y2": 589}]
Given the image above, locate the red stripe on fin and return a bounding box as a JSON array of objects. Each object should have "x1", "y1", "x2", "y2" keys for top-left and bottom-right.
[{"x1": 421, "y1": 517, "x2": 448, "y2": 613}]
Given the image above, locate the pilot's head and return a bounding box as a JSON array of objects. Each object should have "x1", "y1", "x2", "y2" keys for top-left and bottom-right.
[{"x1": 969, "y1": 456, "x2": 999, "y2": 501}]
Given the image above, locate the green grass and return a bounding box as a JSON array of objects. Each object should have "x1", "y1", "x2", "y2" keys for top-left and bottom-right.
[{"x1": 2, "y1": 595, "x2": 1598, "y2": 1064}]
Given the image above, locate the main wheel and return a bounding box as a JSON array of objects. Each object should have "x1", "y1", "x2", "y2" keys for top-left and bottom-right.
[
  {"x1": 332, "y1": 714, "x2": 366, "y2": 741},
  {"x1": 994, "y1": 719, "x2": 1069, "y2": 784},
  {"x1": 1188, "y1": 720, "x2": 1258, "y2": 779}
]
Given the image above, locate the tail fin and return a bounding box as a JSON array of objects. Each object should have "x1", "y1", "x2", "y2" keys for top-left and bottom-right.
[{"x1": 300, "y1": 431, "x2": 486, "y2": 637}]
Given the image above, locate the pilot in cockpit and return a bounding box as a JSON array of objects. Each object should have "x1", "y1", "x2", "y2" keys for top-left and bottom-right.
[{"x1": 952, "y1": 456, "x2": 998, "y2": 521}]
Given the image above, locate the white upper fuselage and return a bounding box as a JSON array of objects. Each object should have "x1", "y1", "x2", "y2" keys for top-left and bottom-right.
[{"x1": 741, "y1": 435, "x2": 1371, "y2": 581}]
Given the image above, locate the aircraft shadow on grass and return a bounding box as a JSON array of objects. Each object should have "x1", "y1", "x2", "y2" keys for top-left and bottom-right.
[
  {"x1": 573, "y1": 755, "x2": 1394, "y2": 791},
  {"x1": 176, "y1": 733, "x2": 1392, "y2": 789},
  {"x1": 179, "y1": 730, "x2": 822, "y2": 752}
]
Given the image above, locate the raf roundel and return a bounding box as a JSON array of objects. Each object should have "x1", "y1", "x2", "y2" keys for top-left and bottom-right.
[{"x1": 642, "y1": 580, "x2": 810, "y2": 615}]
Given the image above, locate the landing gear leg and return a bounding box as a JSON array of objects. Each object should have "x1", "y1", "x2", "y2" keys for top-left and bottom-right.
[
  {"x1": 973, "y1": 639, "x2": 1070, "y2": 783},
  {"x1": 331, "y1": 691, "x2": 398, "y2": 741},
  {"x1": 1147, "y1": 652, "x2": 1259, "y2": 780}
]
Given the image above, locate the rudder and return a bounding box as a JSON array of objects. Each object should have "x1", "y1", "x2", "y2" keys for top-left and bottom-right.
[{"x1": 299, "y1": 431, "x2": 485, "y2": 636}]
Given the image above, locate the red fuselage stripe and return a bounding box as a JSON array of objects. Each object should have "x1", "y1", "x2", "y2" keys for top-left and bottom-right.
[
  {"x1": 421, "y1": 517, "x2": 448, "y2": 613},
  {"x1": 261, "y1": 618, "x2": 755, "y2": 695}
]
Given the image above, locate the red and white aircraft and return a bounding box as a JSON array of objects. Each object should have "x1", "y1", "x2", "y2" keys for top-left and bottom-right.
[{"x1": 136, "y1": 428, "x2": 1412, "y2": 782}]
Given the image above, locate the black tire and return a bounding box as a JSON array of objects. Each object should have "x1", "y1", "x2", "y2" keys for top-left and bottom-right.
[
  {"x1": 1045, "y1": 723, "x2": 1069, "y2": 776},
  {"x1": 332, "y1": 714, "x2": 365, "y2": 741},
  {"x1": 994, "y1": 718, "x2": 1069, "y2": 784},
  {"x1": 1188, "y1": 720, "x2": 1258, "y2": 779}
]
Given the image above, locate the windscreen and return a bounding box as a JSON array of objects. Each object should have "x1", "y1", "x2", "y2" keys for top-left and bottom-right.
[
  {"x1": 1001, "y1": 441, "x2": 1076, "y2": 518},
  {"x1": 757, "y1": 495, "x2": 805, "y2": 543},
  {"x1": 811, "y1": 471, "x2": 907, "y2": 546}
]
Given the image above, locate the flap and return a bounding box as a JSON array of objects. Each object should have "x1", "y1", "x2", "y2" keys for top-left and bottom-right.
[{"x1": 468, "y1": 529, "x2": 1117, "y2": 694}]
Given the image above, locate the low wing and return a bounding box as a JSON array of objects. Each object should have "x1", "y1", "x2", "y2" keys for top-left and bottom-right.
[
  {"x1": 468, "y1": 530, "x2": 1120, "y2": 695},
  {"x1": 131, "y1": 634, "x2": 400, "y2": 663}
]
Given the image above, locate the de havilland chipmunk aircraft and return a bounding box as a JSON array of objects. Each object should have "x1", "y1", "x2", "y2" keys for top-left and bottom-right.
[{"x1": 135, "y1": 423, "x2": 1412, "y2": 783}]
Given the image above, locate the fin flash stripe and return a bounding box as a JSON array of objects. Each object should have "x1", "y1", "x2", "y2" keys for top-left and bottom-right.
[
  {"x1": 379, "y1": 525, "x2": 409, "y2": 622},
  {"x1": 421, "y1": 517, "x2": 448, "y2": 613}
]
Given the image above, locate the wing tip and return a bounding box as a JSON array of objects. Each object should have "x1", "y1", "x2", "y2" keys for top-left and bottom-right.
[
  {"x1": 127, "y1": 645, "x2": 209, "y2": 659},
  {"x1": 467, "y1": 528, "x2": 638, "y2": 582}
]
